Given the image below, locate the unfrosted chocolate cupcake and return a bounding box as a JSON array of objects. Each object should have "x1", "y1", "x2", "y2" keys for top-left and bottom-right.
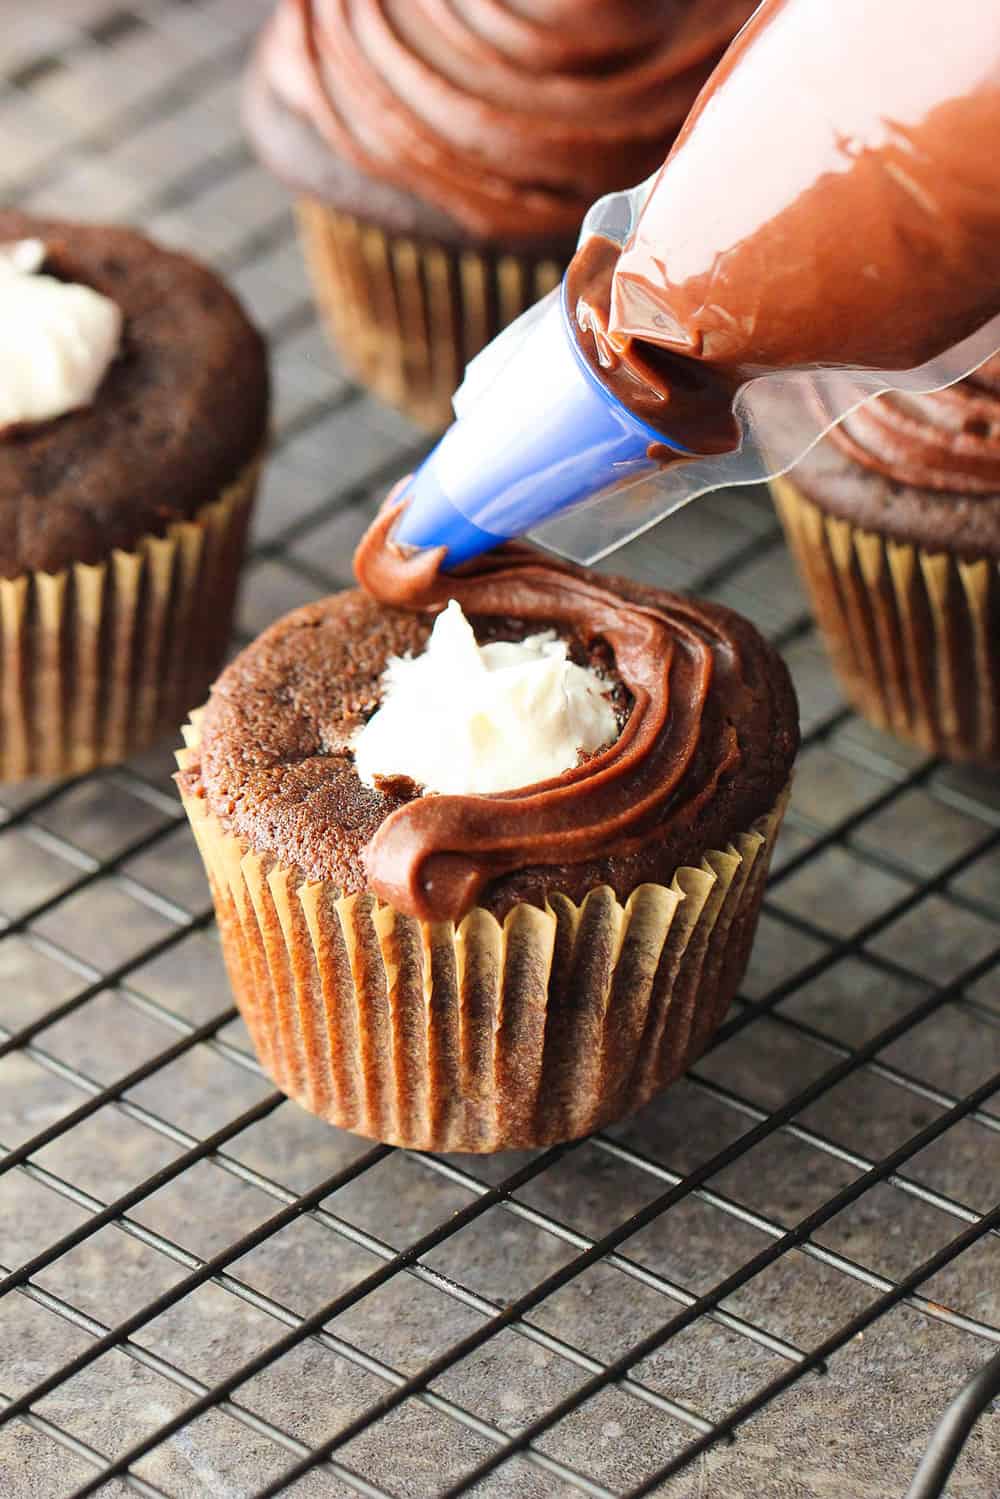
[
  {"x1": 774, "y1": 363, "x2": 1000, "y2": 766},
  {"x1": 0, "y1": 213, "x2": 269, "y2": 781},
  {"x1": 243, "y1": 0, "x2": 755, "y2": 429},
  {"x1": 177, "y1": 505, "x2": 797, "y2": 1152}
]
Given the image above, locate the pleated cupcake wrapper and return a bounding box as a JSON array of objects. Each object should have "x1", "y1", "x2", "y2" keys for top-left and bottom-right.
[
  {"x1": 296, "y1": 198, "x2": 565, "y2": 431},
  {"x1": 773, "y1": 475, "x2": 999, "y2": 766},
  {"x1": 0, "y1": 458, "x2": 260, "y2": 783},
  {"x1": 179, "y1": 715, "x2": 788, "y2": 1151}
]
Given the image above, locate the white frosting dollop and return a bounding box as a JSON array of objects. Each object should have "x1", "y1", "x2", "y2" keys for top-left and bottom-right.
[
  {"x1": 353, "y1": 599, "x2": 618, "y2": 796},
  {"x1": 0, "y1": 239, "x2": 122, "y2": 430}
]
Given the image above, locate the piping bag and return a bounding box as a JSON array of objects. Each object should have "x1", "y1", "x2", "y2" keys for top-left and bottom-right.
[{"x1": 394, "y1": 0, "x2": 1000, "y2": 568}]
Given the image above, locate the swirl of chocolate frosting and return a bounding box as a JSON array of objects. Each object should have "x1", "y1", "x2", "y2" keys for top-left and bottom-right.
[
  {"x1": 189, "y1": 495, "x2": 796, "y2": 927},
  {"x1": 354, "y1": 501, "x2": 741, "y2": 921},
  {"x1": 252, "y1": 0, "x2": 755, "y2": 242},
  {"x1": 828, "y1": 358, "x2": 1000, "y2": 496}
]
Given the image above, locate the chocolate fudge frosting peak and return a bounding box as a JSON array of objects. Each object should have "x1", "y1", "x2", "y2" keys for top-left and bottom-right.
[
  {"x1": 252, "y1": 0, "x2": 755, "y2": 241},
  {"x1": 354, "y1": 500, "x2": 748, "y2": 922}
]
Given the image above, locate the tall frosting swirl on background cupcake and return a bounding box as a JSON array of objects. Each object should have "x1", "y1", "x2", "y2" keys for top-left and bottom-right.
[
  {"x1": 255, "y1": 0, "x2": 755, "y2": 240},
  {"x1": 828, "y1": 358, "x2": 1000, "y2": 496}
]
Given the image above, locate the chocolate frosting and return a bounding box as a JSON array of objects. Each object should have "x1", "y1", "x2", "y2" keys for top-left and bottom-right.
[
  {"x1": 569, "y1": 234, "x2": 740, "y2": 456},
  {"x1": 609, "y1": 0, "x2": 1000, "y2": 376},
  {"x1": 189, "y1": 502, "x2": 796, "y2": 925},
  {"x1": 828, "y1": 359, "x2": 1000, "y2": 496},
  {"x1": 351, "y1": 500, "x2": 792, "y2": 921},
  {"x1": 249, "y1": 0, "x2": 755, "y2": 243},
  {"x1": 787, "y1": 357, "x2": 1000, "y2": 561}
]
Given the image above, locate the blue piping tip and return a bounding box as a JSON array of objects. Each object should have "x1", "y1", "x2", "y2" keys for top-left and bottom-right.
[
  {"x1": 389, "y1": 277, "x2": 683, "y2": 567},
  {"x1": 394, "y1": 468, "x2": 507, "y2": 566}
]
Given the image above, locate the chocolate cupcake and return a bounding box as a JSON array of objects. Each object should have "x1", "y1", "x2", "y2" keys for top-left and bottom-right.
[
  {"x1": 177, "y1": 504, "x2": 797, "y2": 1152},
  {"x1": 774, "y1": 364, "x2": 1000, "y2": 766},
  {"x1": 243, "y1": 0, "x2": 755, "y2": 429},
  {"x1": 0, "y1": 213, "x2": 269, "y2": 782}
]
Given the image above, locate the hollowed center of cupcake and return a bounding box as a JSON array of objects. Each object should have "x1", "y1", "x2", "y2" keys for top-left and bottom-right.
[
  {"x1": 352, "y1": 599, "x2": 619, "y2": 796},
  {"x1": 0, "y1": 239, "x2": 122, "y2": 433}
]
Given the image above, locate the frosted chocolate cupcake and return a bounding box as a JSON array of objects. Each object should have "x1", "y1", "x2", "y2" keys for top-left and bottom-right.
[
  {"x1": 243, "y1": 0, "x2": 755, "y2": 429},
  {"x1": 177, "y1": 501, "x2": 797, "y2": 1152},
  {"x1": 0, "y1": 213, "x2": 269, "y2": 782},
  {"x1": 774, "y1": 364, "x2": 1000, "y2": 766}
]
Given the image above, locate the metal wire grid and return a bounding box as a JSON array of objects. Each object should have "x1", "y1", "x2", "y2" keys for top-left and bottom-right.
[{"x1": 0, "y1": 4, "x2": 999, "y2": 1497}]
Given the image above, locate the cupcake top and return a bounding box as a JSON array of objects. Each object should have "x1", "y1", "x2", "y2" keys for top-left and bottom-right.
[
  {"x1": 182, "y1": 502, "x2": 797, "y2": 922},
  {"x1": 0, "y1": 213, "x2": 269, "y2": 579},
  {"x1": 245, "y1": 0, "x2": 755, "y2": 249},
  {"x1": 791, "y1": 360, "x2": 1000, "y2": 561}
]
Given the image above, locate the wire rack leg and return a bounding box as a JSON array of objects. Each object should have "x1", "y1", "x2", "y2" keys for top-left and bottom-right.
[{"x1": 905, "y1": 1350, "x2": 1000, "y2": 1499}]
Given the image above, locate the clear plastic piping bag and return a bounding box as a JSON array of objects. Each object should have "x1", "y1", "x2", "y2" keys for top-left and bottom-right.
[{"x1": 445, "y1": 174, "x2": 1000, "y2": 567}]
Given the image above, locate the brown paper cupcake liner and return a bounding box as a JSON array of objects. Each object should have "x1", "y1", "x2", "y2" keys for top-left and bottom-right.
[
  {"x1": 296, "y1": 199, "x2": 565, "y2": 431},
  {"x1": 178, "y1": 716, "x2": 789, "y2": 1151},
  {"x1": 0, "y1": 458, "x2": 260, "y2": 783},
  {"x1": 773, "y1": 475, "x2": 1000, "y2": 765}
]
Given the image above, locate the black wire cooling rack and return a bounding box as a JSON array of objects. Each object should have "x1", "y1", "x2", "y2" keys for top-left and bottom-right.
[{"x1": 1, "y1": 5, "x2": 999, "y2": 1497}]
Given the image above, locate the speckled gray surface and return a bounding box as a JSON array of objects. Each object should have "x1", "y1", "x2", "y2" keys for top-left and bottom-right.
[{"x1": 1, "y1": 4, "x2": 999, "y2": 1498}]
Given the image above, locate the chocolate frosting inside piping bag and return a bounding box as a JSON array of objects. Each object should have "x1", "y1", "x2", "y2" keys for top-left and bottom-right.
[
  {"x1": 438, "y1": 0, "x2": 1000, "y2": 565},
  {"x1": 354, "y1": 498, "x2": 738, "y2": 923},
  {"x1": 610, "y1": 0, "x2": 1000, "y2": 373}
]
